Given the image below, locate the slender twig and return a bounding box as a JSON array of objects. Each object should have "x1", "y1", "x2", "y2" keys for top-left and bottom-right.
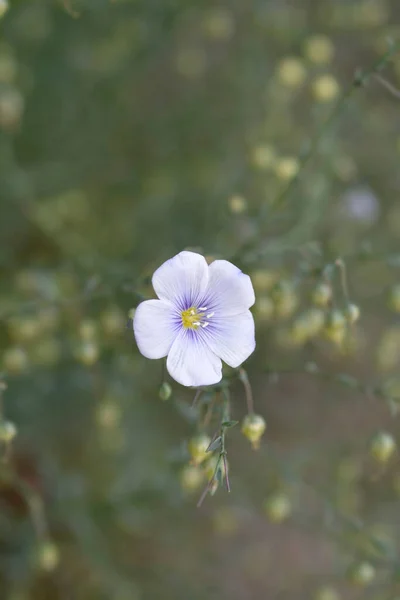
[
  {"x1": 373, "y1": 73, "x2": 400, "y2": 100},
  {"x1": 238, "y1": 368, "x2": 254, "y2": 414},
  {"x1": 192, "y1": 388, "x2": 203, "y2": 408},
  {"x1": 335, "y1": 258, "x2": 350, "y2": 304}
]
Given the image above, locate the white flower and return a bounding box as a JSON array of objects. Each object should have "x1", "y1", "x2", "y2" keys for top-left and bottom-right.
[{"x1": 133, "y1": 251, "x2": 256, "y2": 387}]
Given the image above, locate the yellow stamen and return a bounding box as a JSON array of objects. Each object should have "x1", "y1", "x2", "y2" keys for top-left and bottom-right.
[{"x1": 181, "y1": 307, "x2": 203, "y2": 329}]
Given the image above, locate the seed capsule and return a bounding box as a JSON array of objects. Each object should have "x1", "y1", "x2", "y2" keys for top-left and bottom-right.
[{"x1": 241, "y1": 414, "x2": 266, "y2": 449}]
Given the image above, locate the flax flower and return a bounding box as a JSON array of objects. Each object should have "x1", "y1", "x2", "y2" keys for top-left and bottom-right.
[{"x1": 133, "y1": 251, "x2": 255, "y2": 387}]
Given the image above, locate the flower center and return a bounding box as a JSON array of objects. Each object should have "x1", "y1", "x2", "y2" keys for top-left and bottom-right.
[{"x1": 181, "y1": 306, "x2": 214, "y2": 330}]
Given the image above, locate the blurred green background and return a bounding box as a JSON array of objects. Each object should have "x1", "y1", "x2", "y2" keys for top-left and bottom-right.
[{"x1": 2, "y1": 0, "x2": 400, "y2": 598}]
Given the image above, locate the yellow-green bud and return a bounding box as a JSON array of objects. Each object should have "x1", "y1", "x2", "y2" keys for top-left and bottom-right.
[
  {"x1": 180, "y1": 464, "x2": 205, "y2": 492},
  {"x1": 345, "y1": 303, "x2": 360, "y2": 324},
  {"x1": 0, "y1": 0, "x2": 9, "y2": 19},
  {"x1": 96, "y1": 400, "x2": 122, "y2": 429},
  {"x1": 314, "y1": 586, "x2": 340, "y2": 600},
  {"x1": 388, "y1": 284, "x2": 400, "y2": 313},
  {"x1": 370, "y1": 431, "x2": 396, "y2": 463},
  {"x1": 78, "y1": 319, "x2": 97, "y2": 341},
  {"x1": 3, "y1": 347, "x2": 29, "y2": 374},
  {"x1": 304, "y1": 35, "x2": 334, "y2": 65},
  {"x1": 277, "y1": 57, "x2": 307, "y2": 88},
  {"x1": 100, "y1": 306, "x2": 125, "y2": 336},
  {"x1": 251, "y1": 144, "x2": 275, "y2": 170},
  {"x1": 291, "y1": 309, "x2": 325, "y2": 343},
  {"x1": 312, "y1": 74, "x2": 340, "y2": 102},
  {"x1": 311, "y1": 282, "x2": 332, "y2": 307},
  {"x1": 314, "y1": 585, "x2": 340, "y2": 600},
  {"x1": 255, "y1": 296, "x2": 274, "y2": 321},
  {"x1": 275, "y1": 157, "x2": 299, "y2": 181},
  {"x1": 36, "y1": 540, "x2": 60, "y2": 572},
  {"x1": 264, "y1": 491, "x2": 291, "y2": 523},
  {"x1": 159, "y1": 382, "x2": 172, "y2": 401},
  {"x1": 0, "y1": 420, "x2": 17, "y2": 443},
  {"x1": 348, "y1": 561, "x2": 375, "y2": 586},
  {"x1": 324, "y1": 309, "x2": 347, "y2": 344},
  {"x1": 272, "y1": 281, "x2": 298, "y2": 319},
  {"x1": 75, "y1": 341, "x2": 99, "y2": 366},
  {"x1": 228, "y1": 194, "x2": 247, "y2": 214},
  {"x1": 241, "y1": 414, "x2": 266, "y2": 449},
  {"x1": 188, "y1": 434, "x2": 212, "y2": 465}
]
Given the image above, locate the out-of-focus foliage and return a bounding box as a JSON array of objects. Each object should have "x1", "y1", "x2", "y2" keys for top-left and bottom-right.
[{"x1": 1, "y1": 0, "x2": 400, "y2": 598}]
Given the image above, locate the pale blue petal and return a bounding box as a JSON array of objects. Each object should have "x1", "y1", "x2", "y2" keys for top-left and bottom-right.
[
  {"x1": 166, "y1": 329, "x2": 222, "y2": 387},
  {"x1": 152, "y1": 251, "x2": 209, "y2": 309},
  {"x1": 134, "y1": 299, "x2": 179, "y2": 359},
  {"x1": 203, "y1": 260, "x2": 255, "y2": 316},
  {"x1": 204, "y1": 310, "x2": 255, "y2": 368}
]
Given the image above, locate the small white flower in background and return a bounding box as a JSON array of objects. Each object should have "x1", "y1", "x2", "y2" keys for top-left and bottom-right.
[{"x1": 133, "y1": 251, "x2": 256, "y2": 387}]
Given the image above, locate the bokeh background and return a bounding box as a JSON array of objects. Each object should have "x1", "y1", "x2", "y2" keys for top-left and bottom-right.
[{"x1": 2, "y1": 0, "x2": 400, "y2": 598}]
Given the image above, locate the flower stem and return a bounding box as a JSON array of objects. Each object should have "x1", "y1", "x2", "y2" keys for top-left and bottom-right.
[{"x1": 238, "y1": 368, "x2": 254, "y2": 414}]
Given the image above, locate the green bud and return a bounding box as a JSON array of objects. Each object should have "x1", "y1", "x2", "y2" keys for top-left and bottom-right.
[
  {"x1": 314, "y1": 586, "x2": 340, "y2": 600},
  {"x1": 388, "y1": 284, "x2": 400, "y2": 313},
  {"x1": 370, "y1": 431, "x2": 396, "y2": 463},
  {"x1": 348, "y1": 561, "x2": 375, "y2": 586},
  {"x1": 188, "y1": 434, "x2": 212, "y2": 465},
  {"x1": 241, "y1": 414, "x2": 266, "y2": 449},
  {"x1": 36, "y1": 540, "x2": 60, "y2": 572},
  {"x1": 159, "y1": 382, "x2": 172, "y2": 401},
  {"x1": 180, "y1": 464, "x2": 205, "y2": 492},
  {"x1": 345, "y1": 303, "x2": 360, "y2": 324},
  {"x1": 311, "y1": 282, "x2": 332, "y2": 307},
  {"x1": 264, "y1": 491, "x2": 291, "y2": 523},
  {"x1": 0, "y1": 420, "x2": 17, "y2": 443}
]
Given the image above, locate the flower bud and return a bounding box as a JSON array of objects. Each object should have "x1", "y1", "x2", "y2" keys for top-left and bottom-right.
[
  {"x1": 344, "y1": 303, "x2": 360, "y2": 324},
  {"x1": 96, "y1": 399, "x2": 122, "y2": 430},
  {"x1": 311, "y1": 282, "x2": 332, "y2": 307},
  {"x1": 388, "y1": 284, "x2": 400, "y2": 313},
  {"x1": 291, "y1": 309, "x2": 325, "y2": 343},
  {"x1": 188, "y1": 434, "x2": 212, "y2": 465},
  {"x1": 324, "y1": 310, "x2": 346, "y2": 344},
  {"x1": 3, "y1": 347, "x2": 29, "y2": 374},
  {"x1": 36, "y1": 540, "x2": 60, "y2": 572},
  {"x1": 304, "y1": 35, "x2": 334, "y2": 65},
  {"x1": 100, "y1": 306, "x2": 125, "y2": 336},
  {"x1": 0, "y1": 0, "x2": 9, "y2": 18},
  {"x1": 312, "y1": 74, "x2": 340, "y2": 102},
  {"x1": 78, "y1": 319, "x2": 97, "y2": 341},
  {"x1": 264, "y1": 491, "x2": 291, "y2": 523},
  {"x1": 272, "y1": 281, "x2": 298, "y2": 319},
  {"x1": 241, "y1": 414, "x2": 266, "y2": 449},
  {"x1": 251, "y1": 144, "x2": 275, "y2": 170},
  {"x1": 0, "y1": 420, "x2": 17, "y2": 443},
  {"x1": 228, "y1": 194, "x2": 247, "y2": 214},
  {"x1": 370, "y1": 431, "x2": 396, "y2": 463},
  {"x1": 314, "y1": 586, "x2": 340, "y2": 600},
  {"x1": 74, "y1": 341, "x2": 99, "y2": 366},
  {"x1": 275, "y1": 157, "x2": 299, "y2": 181},
  {"x1": 348, "y1": 561, "x2": 375, "y2": 586},
  {"x1": 180, "y1": 464, "x2": 205, "y2": 492},
  {"x1": 159, "y1": 382, "x2": 172, "y2": 401},
  {"x1": 255, "y1": 296, "x2": 274, "y2": 321},
  {"x1": 277, "y1": 57, "x2": 306, "y2": 88}
]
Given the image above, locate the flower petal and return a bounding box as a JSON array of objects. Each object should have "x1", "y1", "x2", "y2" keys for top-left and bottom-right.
[
  {"x1": 166, "y1": 329, "x2": 222, "y2": 387},
  {"x1": 152, "y1": 251, "x2": 209, "y2": 309},
  {"x1": 204, "y1": 310, "x2": 255, "y2": 368},
  {"x1": 134, "y1": 299, "x2": 179, "y2": 359},
  {"x1": 204, "y1": 260, "x2": 255, "y2": 316}
]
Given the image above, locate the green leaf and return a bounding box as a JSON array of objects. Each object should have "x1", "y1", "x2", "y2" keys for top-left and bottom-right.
[
  {"x1": 221, "y1": 420, "x2": 239, "y2": 429},
  {"x1": 206, "y1": 436, "x2": 222, "y2": 452}
]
